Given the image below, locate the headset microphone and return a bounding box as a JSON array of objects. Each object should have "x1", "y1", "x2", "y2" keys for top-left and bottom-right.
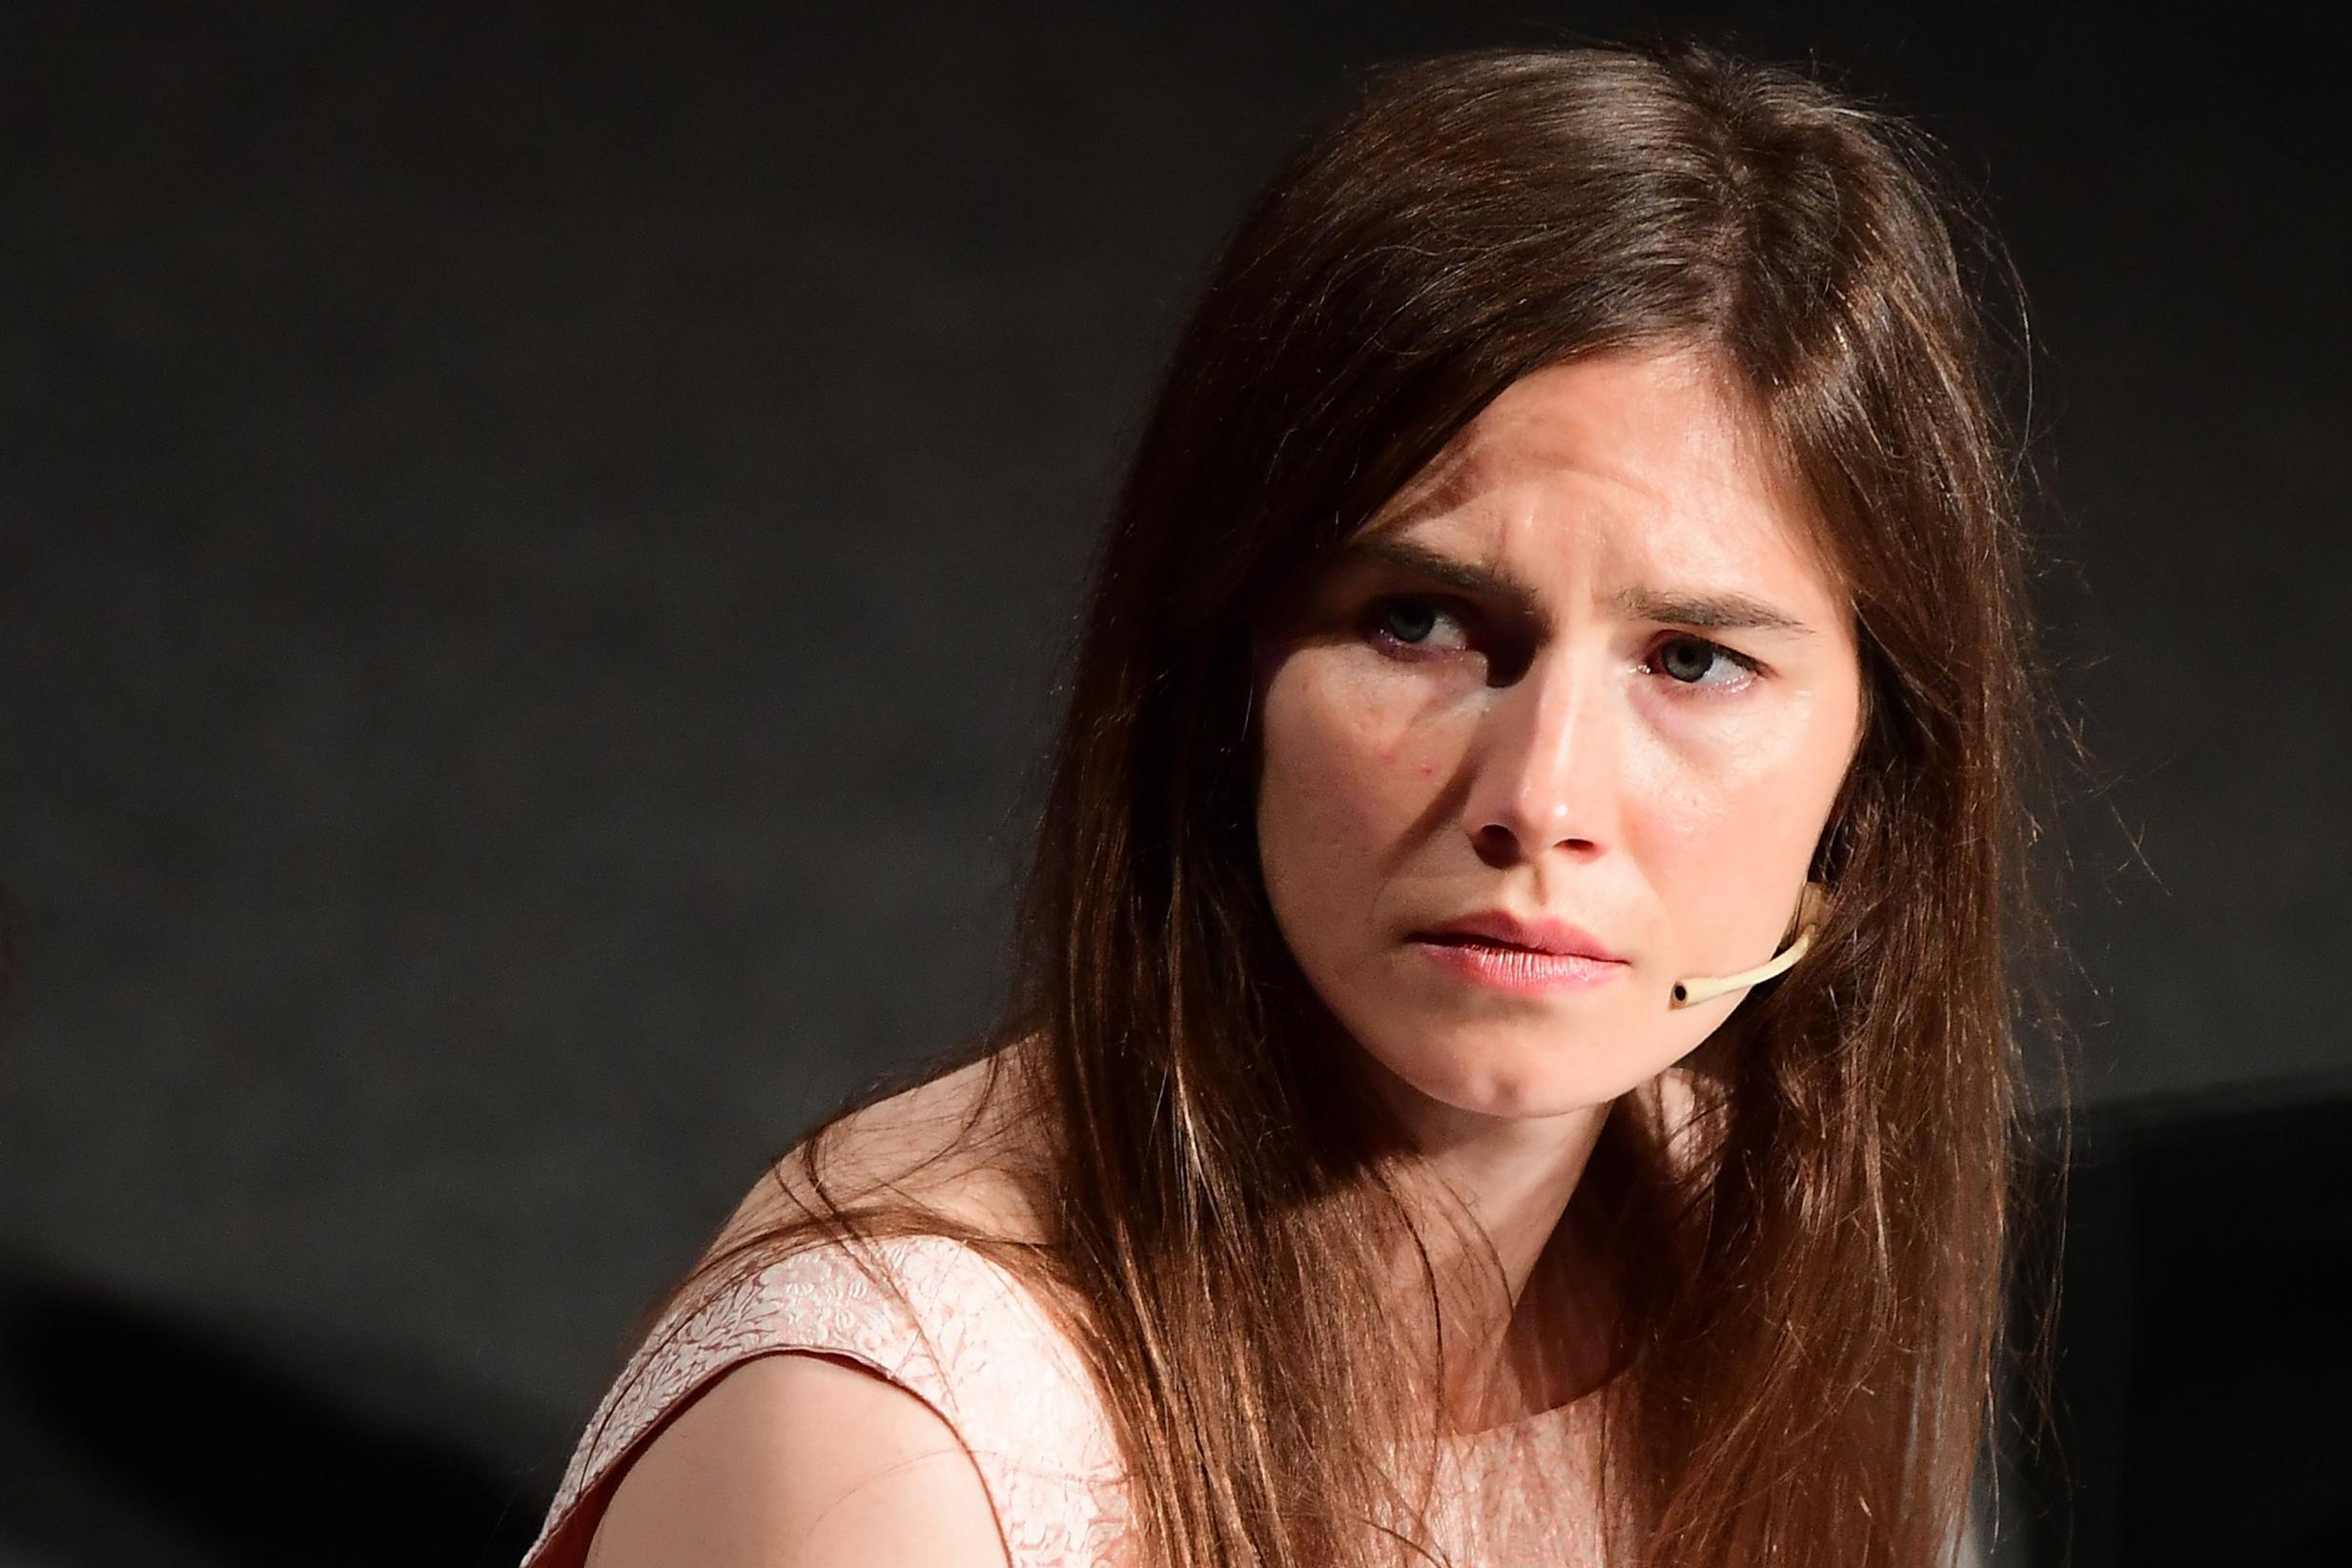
[{"x1": 1668, "y1": 880, "x2": 1830, "y2": 1009}]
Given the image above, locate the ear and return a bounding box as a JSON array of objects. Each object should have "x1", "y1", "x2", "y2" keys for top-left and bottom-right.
[{"x1": 1792, "y1": 877, "x2": 1831, "y2": 939}]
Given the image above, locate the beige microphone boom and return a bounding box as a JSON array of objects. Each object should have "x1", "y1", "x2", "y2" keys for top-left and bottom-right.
[{"x1": 1668, "y1": 923, "x2": 1818, "y2": 1009}]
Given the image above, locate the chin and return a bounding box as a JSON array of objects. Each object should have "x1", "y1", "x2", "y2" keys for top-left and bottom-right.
[{"x1": 1362, "y1": 1020, "x2": 1649, "y2": 1123}]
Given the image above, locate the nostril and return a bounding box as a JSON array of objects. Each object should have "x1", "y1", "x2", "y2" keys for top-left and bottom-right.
[{"x1": 1469, "y1": 822, "x2": 1521, "y2": 866}]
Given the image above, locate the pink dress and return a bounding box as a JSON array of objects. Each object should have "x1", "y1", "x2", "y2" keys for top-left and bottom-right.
[{"x1": 520, "y1": 1233, "x2": 1609, "y2": 1567}]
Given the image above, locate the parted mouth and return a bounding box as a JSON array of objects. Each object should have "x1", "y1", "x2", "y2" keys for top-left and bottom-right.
[{"x1": 1412, "y1": 909, "x2": 1625, "y2": 964}]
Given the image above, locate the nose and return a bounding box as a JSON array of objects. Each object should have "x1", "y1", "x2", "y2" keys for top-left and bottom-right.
[{"x1": 1461, "y1": 647, "x2": 1613, "y2": 865}]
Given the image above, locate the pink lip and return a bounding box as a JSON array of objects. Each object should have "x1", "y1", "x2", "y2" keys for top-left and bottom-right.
[
  {"x1": 1407, "y1": 910, "x2": 1627, "y2": 997},
  {"x1": 1413, "y1": 910, "x2": 1623, "y2": 962},
  {"x1": 1410, "y1": 937, "x2": 1626, "y2": 995}
]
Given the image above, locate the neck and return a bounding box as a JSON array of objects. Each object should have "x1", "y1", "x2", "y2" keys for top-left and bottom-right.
[{"x1": 1359, "y1": 1060, "x2": 1616, "y2": 1433}]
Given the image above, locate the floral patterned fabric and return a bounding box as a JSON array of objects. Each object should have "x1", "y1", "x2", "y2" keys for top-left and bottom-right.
[{"x1": 520, "y1": 1233, "x2": 1606, "y2": 1567}]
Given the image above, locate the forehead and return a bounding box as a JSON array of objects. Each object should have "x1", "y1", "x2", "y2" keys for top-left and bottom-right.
[{"x1": 1361, "y1": 351, "x2": 1848, "y2": 610}]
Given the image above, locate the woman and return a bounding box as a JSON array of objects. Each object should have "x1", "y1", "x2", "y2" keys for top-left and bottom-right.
[{"x1": 522, "y1": 36, "x2": 2069, "y2": 1568}]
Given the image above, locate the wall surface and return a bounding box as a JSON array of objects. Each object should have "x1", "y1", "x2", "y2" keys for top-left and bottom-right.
[{"x1": 1, "y1": 4, "x2": 2343, "y2": 1563}]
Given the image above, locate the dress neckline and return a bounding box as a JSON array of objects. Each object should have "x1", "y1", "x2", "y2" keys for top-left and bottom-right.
[{"x1": 888, "y1": 1232, "x2": 1592, "y2": 1450}]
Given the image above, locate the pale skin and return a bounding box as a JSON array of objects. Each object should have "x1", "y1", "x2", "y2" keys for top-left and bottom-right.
[
  {"x1": 1250, "y1": 347, "x2": 1864, "y2": 1428},
  {"x1": 582, "y1": 347, "x2": 1865, "y2": 1562}
]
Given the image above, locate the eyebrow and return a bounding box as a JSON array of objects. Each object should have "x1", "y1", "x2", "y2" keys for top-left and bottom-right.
[{"x1": 1342, "y1": 534, "x2": 1817, "y2": 636}]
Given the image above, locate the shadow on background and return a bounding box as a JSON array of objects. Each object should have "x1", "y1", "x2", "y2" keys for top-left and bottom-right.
[
  {"x1": 0, "y1": 1270, "x2": 547, "y2": 1568},
  {"x1": 2010, "y1": 1077, "x2": 2352, "y2": 1568}
]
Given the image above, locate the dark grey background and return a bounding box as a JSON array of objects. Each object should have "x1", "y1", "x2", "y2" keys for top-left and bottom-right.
[{"x1": 3, "y1": 4, "x2": 2344, "y2": 1564}]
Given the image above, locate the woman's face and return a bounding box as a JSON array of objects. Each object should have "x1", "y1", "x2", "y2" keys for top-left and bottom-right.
[{"x1": 1252, "y1": 350, "x2": 1864, "y2": 1125}]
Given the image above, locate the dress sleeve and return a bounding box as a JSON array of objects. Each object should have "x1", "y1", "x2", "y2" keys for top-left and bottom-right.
[{"x1": 517, "y1": 1233, "x2": 1135, "y2": 1568}]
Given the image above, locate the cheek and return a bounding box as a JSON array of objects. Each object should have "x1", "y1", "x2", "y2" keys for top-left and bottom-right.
[
  {"x1": 1637, "y1": 695, "x2": 1858, "y2": 925},
  {"x1": 1255, "y1": 657, "x2": 1452, "y2": 909}
]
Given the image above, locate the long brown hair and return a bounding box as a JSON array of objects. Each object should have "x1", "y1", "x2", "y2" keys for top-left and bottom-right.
[{"x1": 614, "y1": 37, "x2": 2076, "y2": 1568}]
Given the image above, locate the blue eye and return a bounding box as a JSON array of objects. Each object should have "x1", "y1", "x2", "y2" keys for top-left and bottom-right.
[
  {"x1": 1367, "y1": 596, "x2": 1473, "y2": 653},
  {"x1": 1646, "y1": 634, "x2": 1763, "y2": 690}
]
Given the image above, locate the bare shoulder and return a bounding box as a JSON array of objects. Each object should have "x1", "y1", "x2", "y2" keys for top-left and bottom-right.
[
  {"x1": 575, "y1": 1042, "x2": 1069, "y2": 1568},
  {"x1": 717, "y1": 1038, "x2": 1057, "y2": 1253},
  {"x1": 584, "y1": 1350, "x2": 1012, "y2": 1568}
]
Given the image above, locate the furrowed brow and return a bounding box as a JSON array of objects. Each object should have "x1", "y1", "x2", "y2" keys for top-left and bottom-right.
[
  {"x1": 1343, "y1": 536, "x2": 1543, "y2": 616},
  {"x1": 1342, "y1": 535, "x2": 1815, "y2": 637},
  {"x1": 1607, "y1": 585, "x2": 1816, "y2": 636}
]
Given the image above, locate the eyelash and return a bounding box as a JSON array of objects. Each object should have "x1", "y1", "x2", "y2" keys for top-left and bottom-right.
[{"x1": 1362, "y1": 594, "x2": 1766, "y2": 691}]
